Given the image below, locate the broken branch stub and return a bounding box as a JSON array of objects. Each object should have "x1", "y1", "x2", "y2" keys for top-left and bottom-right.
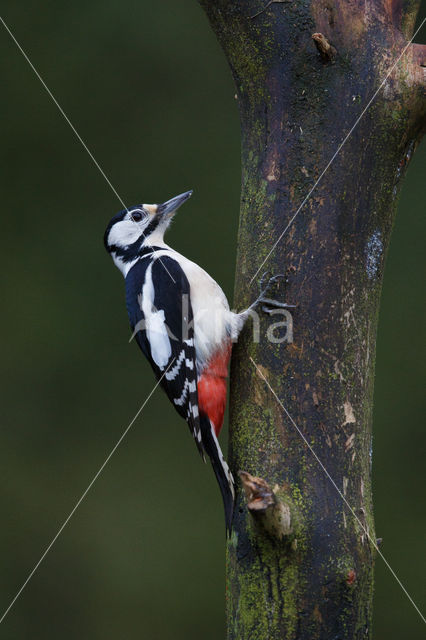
[
  {"x1": 239, "y1": 471, "x2": 293, "y2": 539},
  {"x1": 312, "y1": 32, "x2": 337, "y2": 62}
]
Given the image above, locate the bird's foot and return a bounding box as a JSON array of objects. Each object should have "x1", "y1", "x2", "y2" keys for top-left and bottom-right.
[
  {"x1": 261, "y1": 298, "x2": 296, "y2": 315},
  {"x1": 258, "y1": 271, "x2": 286, "y2": 297},
  {"x1": 255, "y1": 272, "x2": 295, "y2": 313}
]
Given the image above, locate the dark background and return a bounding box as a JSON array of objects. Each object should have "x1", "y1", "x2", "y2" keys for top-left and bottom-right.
[{"x1": 0, "y1": 2, "x2": 424, "y2": 638}]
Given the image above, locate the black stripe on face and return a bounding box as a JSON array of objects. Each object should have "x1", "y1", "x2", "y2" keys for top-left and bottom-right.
[
  {"x1": 143, "y1": 216, "x2": 161, "y2": 238},
  {"x1": 108, "y1": 237, "x2": 145, "y2": 261}
]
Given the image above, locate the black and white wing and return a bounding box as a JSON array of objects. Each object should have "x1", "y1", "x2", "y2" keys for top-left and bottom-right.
[{"x1": 125, "y1": 255, "x2": 203, "y2": 455}]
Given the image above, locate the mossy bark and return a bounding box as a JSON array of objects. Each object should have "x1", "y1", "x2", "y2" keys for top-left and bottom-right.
[{"x1": 199, "y1": 0, "x2": 425, "y2": 638}]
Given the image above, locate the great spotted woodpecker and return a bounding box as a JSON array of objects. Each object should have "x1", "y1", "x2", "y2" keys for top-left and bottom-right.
[{"x1": 104, "y1": 191, "x2": 290, "y2": 533}]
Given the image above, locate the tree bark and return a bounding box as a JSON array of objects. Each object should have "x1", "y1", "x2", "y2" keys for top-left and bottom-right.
[{"x1": 199, "y1": 0, "x2": 425, "y2": 638}]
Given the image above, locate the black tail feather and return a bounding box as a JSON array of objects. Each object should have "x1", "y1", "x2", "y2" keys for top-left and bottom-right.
[{"x1": 200, "y1": 414, "x2": 235, "y2": 535}]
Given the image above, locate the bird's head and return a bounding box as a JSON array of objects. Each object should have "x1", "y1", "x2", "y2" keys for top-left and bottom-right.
[{"x1": 104, "y1": 190, "x2": 192, "y2": 274}]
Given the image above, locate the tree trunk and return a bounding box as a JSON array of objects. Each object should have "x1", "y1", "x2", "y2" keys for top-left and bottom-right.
[{"x1": 199, "y1": 1, "x2": 425, "y2": 638}]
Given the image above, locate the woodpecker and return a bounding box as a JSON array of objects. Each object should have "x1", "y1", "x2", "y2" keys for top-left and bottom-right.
[{"x1": 104, "y1": 190, "x2": 290, "y2": 533}]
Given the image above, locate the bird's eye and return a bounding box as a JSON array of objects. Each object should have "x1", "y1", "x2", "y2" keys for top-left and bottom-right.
[{"x1": 131, "y1": 210, "x2": 144, "y2": 222}]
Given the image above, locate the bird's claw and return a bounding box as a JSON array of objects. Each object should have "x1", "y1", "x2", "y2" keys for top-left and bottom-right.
[
  {"x1": 258, "y1": 272, "x2": 287, "y2": 298},
  {"x1": 255, "y1": 271, "x2": 295, "y2": 314},
  {"x1": 259, "y1": 271, "x2": 272, "y2": 291},
  {"x1": 268, "y1": 273, "x2": 286, "y2": 286}
]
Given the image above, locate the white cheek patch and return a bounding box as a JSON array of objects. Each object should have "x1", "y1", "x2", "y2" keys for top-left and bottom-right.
[{"x1": 108, "y1": 220, "x2": 145, "y2": 247}]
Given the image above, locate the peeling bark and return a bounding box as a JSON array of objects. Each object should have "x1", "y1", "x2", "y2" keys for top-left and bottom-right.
[{"x1": 199, "y1": 0, "x2": 425, "y2": 638}]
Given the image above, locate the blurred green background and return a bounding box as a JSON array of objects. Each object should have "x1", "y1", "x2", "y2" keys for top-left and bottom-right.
[{"x1": 0, "y1": 2, "x2": 424, "y2": 638}]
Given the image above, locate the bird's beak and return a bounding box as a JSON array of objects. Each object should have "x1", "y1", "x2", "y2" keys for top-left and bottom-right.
[{"x1": 157, "y1": 190, "x2": 193, "y2": 218}]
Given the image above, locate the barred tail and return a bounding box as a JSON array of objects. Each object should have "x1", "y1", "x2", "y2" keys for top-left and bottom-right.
[{"x1": 200, "y1": 414, "x2": 235, "y2": 535}]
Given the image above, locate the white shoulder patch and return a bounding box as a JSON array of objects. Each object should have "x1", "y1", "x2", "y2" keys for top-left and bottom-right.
[{"x1": 141, "y1": 263, "x2": 172, "y2": 369}]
